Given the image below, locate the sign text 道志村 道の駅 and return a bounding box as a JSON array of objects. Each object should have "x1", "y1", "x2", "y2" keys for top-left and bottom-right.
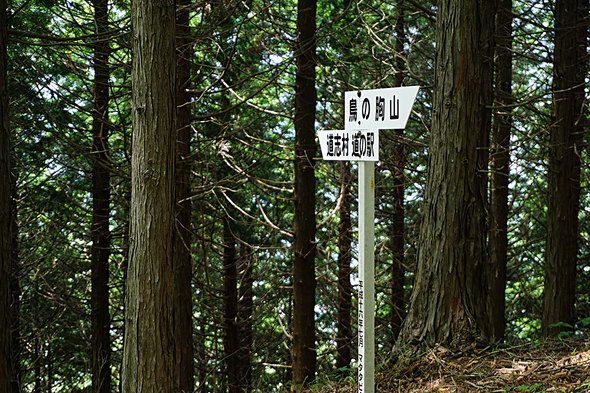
[{"x1": 318, "y1": 129, "x2": 379, "y2": 162}]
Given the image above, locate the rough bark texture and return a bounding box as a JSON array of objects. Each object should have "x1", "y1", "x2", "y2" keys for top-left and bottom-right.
[
  {"x1": 292, "y1": 0, "x2": 318, "y2": 387},
  {"x1": 542, "y1": 0, "x2": 587, "y2": 337},
  {"x1": 391, "y1": 0, "x2": 406, "y2": 339},
  {"x1": 1, "y1": 0, "x2": 15, "y2": 389},
  {"x1": 336, "y1": 162, "x2": 352, "y2": 372},
  {"x1": 223, "y1": 221, "x2": 240, "y2": 393},
  {"x1": 90, "y1": 0, "x2": 112, "y2": 391},
  {"x1": 397, "y1": 0, "x2": 495, "y2": 351},
  {"x1": 488, "y1": 0, "x2": 513, "y2": 343},
  {"x1": 121, "y1": 0, "x2": 176, "y2": 391},
  {"x1": 173, "y1": 0, "x2": 194, "y2": 390}
]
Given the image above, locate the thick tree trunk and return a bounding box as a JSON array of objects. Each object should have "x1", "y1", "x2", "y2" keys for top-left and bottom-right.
[
  {"x1": 390, "y1": 0, "x2": 406, "y2": 339},
  {"x1": 542, "y1": 0, "x2": 587, "y2": 337},
  {"x1": 292, "y1": 0, "x2": 318, "y2": 387},
  {"x1": 90, "y1": 0, "x2": 112, "y2": 391},
  {"x1": 1, "y1": 0, "x2": 16, "y2": 389},
  {"x1": 336, "y1": 162, "x2": 352, "y2": 372},
  {"x1": 121, "y1": 0, "x2": 176, "y2": 391},
  {"x1": 223, "y1": 221, "x2": 240, "y2": 393},
  {"x1": 397, "y1": 0, "x2": 495, "y2": 351},
  {"x1": 237, "y1": 244, "x2": 253, "y2": 392},
  {"x1": 488, "y1": 0, "x2": 513, "y2": 343},
  {"x1": 173, "y1": 0, "x2": 194, "y2": 390}
]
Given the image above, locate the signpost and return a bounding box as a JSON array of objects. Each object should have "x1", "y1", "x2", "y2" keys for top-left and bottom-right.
[
  {"x1": 319, "y1": 86, "x2": 419, "y2": 393},
  {"x1": 357, "y1": 158, "x2": 375, "y2": 393}
]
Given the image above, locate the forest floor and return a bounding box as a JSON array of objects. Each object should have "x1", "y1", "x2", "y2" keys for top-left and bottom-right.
[{"x1": 313, "y1": 337, "x2": 590, "y2": 392}]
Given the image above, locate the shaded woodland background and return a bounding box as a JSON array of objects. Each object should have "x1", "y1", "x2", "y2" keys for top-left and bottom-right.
[{"x1": 0, "y1": 0, "x2": 589, "y2": 392}]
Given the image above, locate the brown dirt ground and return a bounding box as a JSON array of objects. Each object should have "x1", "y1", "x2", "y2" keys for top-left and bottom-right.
[{"x1": 313, "y1": 338, "x2": 590, "y2": 392}]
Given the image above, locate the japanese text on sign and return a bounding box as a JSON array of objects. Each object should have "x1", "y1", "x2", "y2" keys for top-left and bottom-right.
[
  {"x1": 318, "y1": 130, "x2": 379, "y2": 162},
  {"x1": 358, "y1": 279, "x2": 365, "y2": 392},
  {"x1": 344, "y1": 86, "x2": 419, "y2": 131}
]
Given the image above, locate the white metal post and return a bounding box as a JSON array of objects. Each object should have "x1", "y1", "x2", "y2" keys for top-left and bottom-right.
[{"x1": 358, "y1": 160, "x2": 375, "y2": 393}]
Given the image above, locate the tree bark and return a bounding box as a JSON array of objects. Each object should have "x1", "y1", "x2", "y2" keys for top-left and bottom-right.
[
  {"x1": 336, "y1": 162, "x2": 352, "y2": 372},
  {"x1": 488, "y1": 0, "x2": 513, "y2": 343},
  {"x1": 10, "y1": 171, "x2": 19, "y2": 393},
  {"x1": 90, "y1": 0, "x2": 112, "y2": 391},
  {"x1": 397, "y1": 0, "x2": 496, "y2": 351},
  {"x1": 292, "y1": 0, "x2": 318, "y2": 387},
  {"x1": 173, "y1": 0, "x2": 194, "y2": 390},
  {"x1": 542, "y1": 0, "x2": 587, "y2": 337},
  {"x1": 391, "y1": 0, "x2": 407, "y2": 339},
  {"x1": 121, "y1": 0, "x2": 176, "y2": 391},
  {"x1": 1, "y1": 0, "x2": 16, "y2": 389}
]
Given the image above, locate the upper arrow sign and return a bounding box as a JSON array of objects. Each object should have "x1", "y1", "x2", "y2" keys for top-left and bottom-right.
[{"x1": 344, "y1": 86, "x2": 419, "y2": 131}]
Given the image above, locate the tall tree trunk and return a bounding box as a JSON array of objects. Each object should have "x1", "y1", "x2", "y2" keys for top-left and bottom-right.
[
  {"x1": 397, "y1": 0, "x2": 495, "y2": 351},
  {"x1": 90, "y1": 0, "x2": 112, "y2": 391},
  {"x1": 215, "y1": 56, "x2": 241, "y2": 393},
  {"x1": 1, "y1": 0, "x2": 16, "y2": 389},
  {"x1": 237, "y1": 243, "x2": 253, "y2": 393},
  {"x1": 335, "y1": 161, "x2": 352, "y2": 372},
  {"x1": 390, "y1": 0, "x2": 406, "y2": 339},
  {"x1": 33, "y1": 280, "x2": 40, "y2": 393},
  {"x1": 223, "y1": 221, "x2": 240, "y2": 393},
  {"x1": 118, "y1": 199, "x2": 129, "y2": 393},
  {"x1": 10, "y1": 172, "x2": 20, "y2": 393},
  {"x1": 542, "y1": 0, "x2": 587, "y2": 337},
  {"x1": 173, "y1": 0, "x2": 194, "y2": 390},
  {"x1": 292, "y1": 0, "x2": 318, "y2": 387},
  {"x1": 46, "y1": 343, "x2": 52, "y2": 393},
  {"x1": 488, "y1": 0, "x2": 513, "y2": 343},
  {"x1": 121, "y1": 0, "x2": 176, "y2": 391}
]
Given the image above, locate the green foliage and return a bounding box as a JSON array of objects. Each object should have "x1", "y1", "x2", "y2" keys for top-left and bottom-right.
[{"x1": 514, "y1": 383, "x2": 543, "y2": 392}]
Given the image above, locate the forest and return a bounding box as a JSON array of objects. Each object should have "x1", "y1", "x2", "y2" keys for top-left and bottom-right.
[{"x1": 0, "y1": 0, "x2": 589, "y2": 392}]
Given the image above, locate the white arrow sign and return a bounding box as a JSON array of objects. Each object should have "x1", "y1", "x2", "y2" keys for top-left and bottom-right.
[
  {"x1": 318, "y1": 130, "x2": 379, "y2": 161},
  {"x1": 344, "y1": 86, "x2": 419, "y2": 131}
]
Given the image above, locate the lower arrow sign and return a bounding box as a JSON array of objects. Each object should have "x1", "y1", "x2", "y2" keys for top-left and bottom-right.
[{"x1": 318, "y1": 129, "x2": 379, "y2": 161}]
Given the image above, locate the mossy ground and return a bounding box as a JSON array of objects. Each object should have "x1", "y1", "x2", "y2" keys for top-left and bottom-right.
[{"x1": 311, "y1": 337, "x2": 590, "y2": 392}]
